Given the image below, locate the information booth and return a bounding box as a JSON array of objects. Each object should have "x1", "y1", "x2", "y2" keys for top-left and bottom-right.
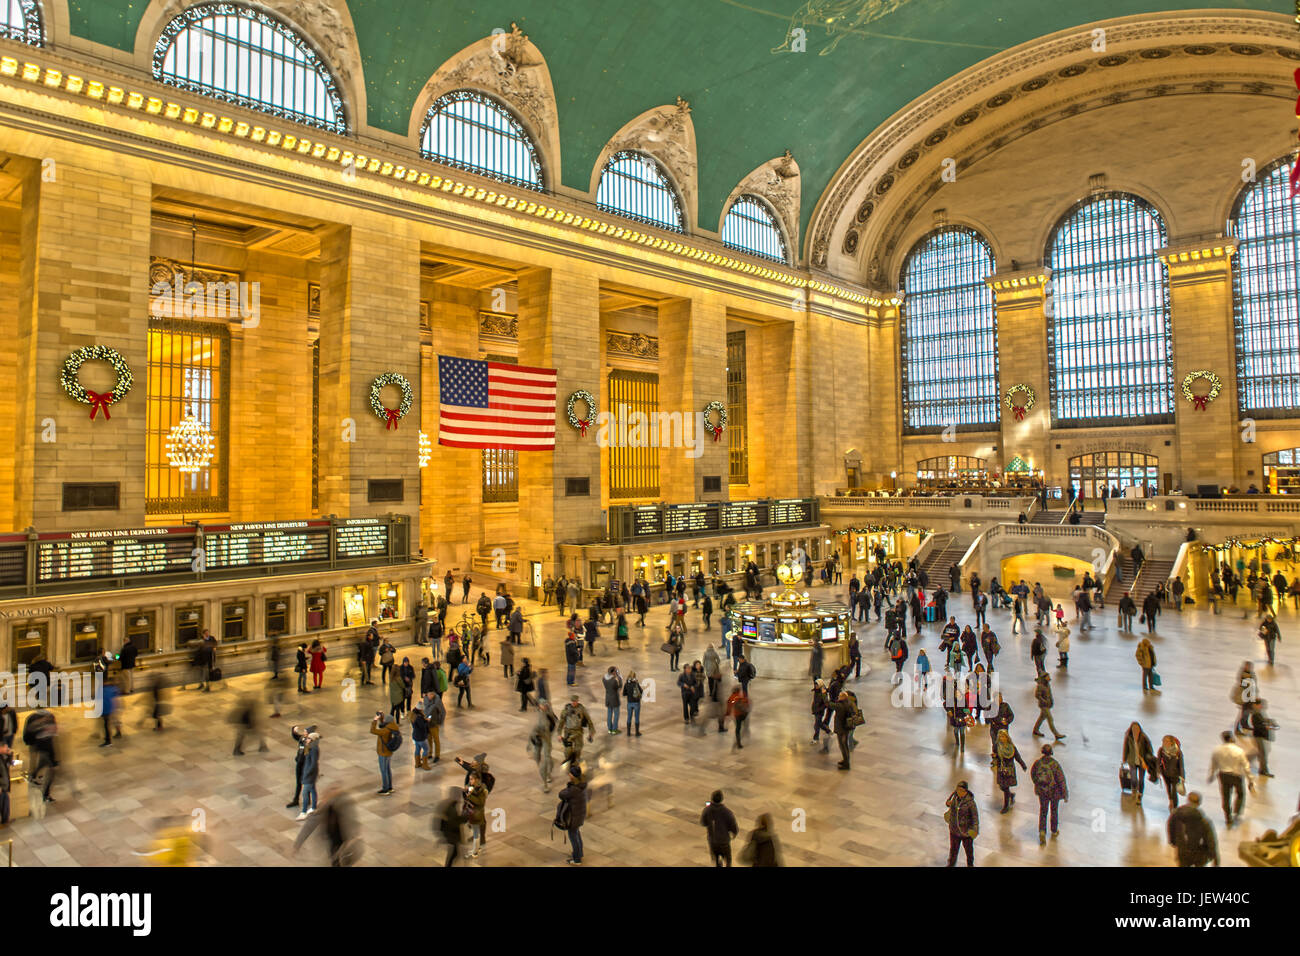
[{"x1": 732, "y1": 562, "x2": 851, "y2": 680}]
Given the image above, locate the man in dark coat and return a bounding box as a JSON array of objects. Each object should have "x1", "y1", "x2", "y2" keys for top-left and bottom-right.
[
  {"x1": 826, "y1": 692, "x2": 856, "y2": 770},
  {"x1": 699, "y1": 789, "x2": 739, "y2": 867},
  {"x1": 1167, "y1": 792, "x2": 1219, "y2": 866},
  {"x1": 945, "y1": 780, "x2": 979, "y2": 866},
  {"x1": 1030, "y1": 744, "x2": 1069, "y2": 844},
  {"x1": 558, "y1": 764, "x2": 589, "y2": 865},
  {"x1": 1142, "y1": 591, "x2": 1161, "y2": 633}
]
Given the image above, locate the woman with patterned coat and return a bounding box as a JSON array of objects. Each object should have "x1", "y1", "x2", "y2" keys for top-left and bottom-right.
[{"x1": 992, "y1": 729, "x2": 1028, "y2": 814}]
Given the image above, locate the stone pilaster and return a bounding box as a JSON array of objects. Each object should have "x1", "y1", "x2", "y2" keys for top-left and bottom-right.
[
  {"x1": 988, "y1": 269, "x2": 1051, "y2": 478},
  {"x1": 658, "y1": 294, "x2": 728, "y2": 502},
  {"x1": 1159, "y1": 241, "x2": 1238, "y2": 492}
]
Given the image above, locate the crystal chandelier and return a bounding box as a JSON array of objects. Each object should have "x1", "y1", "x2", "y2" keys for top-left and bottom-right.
[{"x1": 165, "y1": 414, "x2": 215, "y2": 473}]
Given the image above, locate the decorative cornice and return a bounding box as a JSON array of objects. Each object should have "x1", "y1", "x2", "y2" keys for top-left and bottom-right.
[
  {"x1": 148, "y1": 255, "x2": 240, "y2": 288},
  {"x1": 606, "y1": 329, "x2": 659, "y2": 360},
  {"x1": 478, "y1": 310, "x2": 518, "y2": 339},
  {"x1": 1158, "y1": 240, "x2": 1237, "y2": 265}
]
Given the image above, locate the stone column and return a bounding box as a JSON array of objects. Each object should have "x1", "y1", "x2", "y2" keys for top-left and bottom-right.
[
  {"x1": 13, "y1": 158, "x2": 151, "y2": 530},
  {"x1": 316, "y1": 224, "x2": 421, "y2": 531},
  {"x1": 988, "y1": 269, "x2": 1051, "y2": 480},
  {"x1": 658, "y1": 294, "x2": 728, "y2": 502},
  {"x1": 864, "y1": 304, "x2": 901, "y2": 484},
  {"x1": 748, "y1": 319, "x2": 800, "y2": 496},
  {"x1": 1159, "y1": 241, "x2": 1238, "y2": 492},
  {"x1": 516, "y1": 267, "x2": 602, "y2": 582}
]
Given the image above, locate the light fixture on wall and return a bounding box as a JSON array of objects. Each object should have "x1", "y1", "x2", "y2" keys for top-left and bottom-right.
[{"x1": 165, "y1": 414, "x2": 215, "y2": 473}]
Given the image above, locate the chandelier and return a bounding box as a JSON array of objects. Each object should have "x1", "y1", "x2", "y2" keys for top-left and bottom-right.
[
  {"x1": 419, "y1": 431, "x2": 432, "y2": 468},
  {"x1": 165, "y1": 414, "x2": 215, "y2": 473}
]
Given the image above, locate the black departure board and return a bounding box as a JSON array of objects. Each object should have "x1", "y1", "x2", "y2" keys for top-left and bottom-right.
[
  {"x1": 0, "y1": 534, "x2": 27, "y2": 586},
  {"x1": 205, "y1": 521, "x2": 331, "y2": 569},
  {"x1": 632, "y1": 507, "x2": 663, "y2": 537},
  {"x1": 721, "y1": 500, "x2": 768, "y2": 529},
  {"x1": 771, "y1": 498, "x2": 815, "y2": 525},
  {"x1": 35, "y1": 527, "x2": 195, "y2": 583},
  {"x1": 664, "y1": 504, "x2": 719, "y2": 535},
  {"x1": 335, "y1": 519, "x2": 389, "y2": 558}
]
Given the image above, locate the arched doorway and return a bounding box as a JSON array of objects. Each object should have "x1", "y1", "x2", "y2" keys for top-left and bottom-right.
[
  {"x1": 1068, "y1": 452, "x2": 1159, "y2": 498},
  {"x1": 1262, "y1": 448, "x2": 1300, "y2": 494}
]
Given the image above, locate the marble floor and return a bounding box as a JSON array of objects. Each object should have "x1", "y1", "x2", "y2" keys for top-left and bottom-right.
[{"x1": 4, "y1": 580, "x2": 1296, "y2": 867}]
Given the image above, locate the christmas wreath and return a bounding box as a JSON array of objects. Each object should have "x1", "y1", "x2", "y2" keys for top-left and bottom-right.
[
  {"x1": 369, "y1": 372, "x2": 413, "y2": 429},
  {"x1": 1181, "y1": 370, "x2": 1221, "y2": 411},
  {"x1": 703, "y1": 400, "x2": 728, "y2": 441},
  {"x1": 61, "y1": 345, "x2": 133, "y2": 420},
  {"x1": 566, "y1": 389, "x2": 597, "y2": 436},
  {"x1": 1004, "y1": 383, "x2": 1036, "y2": 421}
]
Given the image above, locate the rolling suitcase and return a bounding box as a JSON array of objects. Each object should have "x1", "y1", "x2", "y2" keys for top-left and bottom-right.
[{"x1": 1119, "y1": 763, "x2": 1134, "y2": 791}]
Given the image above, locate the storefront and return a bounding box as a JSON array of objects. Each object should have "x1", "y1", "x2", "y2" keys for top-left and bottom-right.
[
  {"x1": 1068, "y1": 452, "x2": 1161, "y2": 498},
  {"x1": 1263, "y1": 448, "x2": 1300, "y2": 494}
]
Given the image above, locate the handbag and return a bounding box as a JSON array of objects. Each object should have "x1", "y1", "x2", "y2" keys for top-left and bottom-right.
[
  {"x1": 660, "y1": 642, "x2": 676, "y2": 654},
  {"x1": 1176, "y1": 778, "x2": 1186, "y2": 796},
  {"x1": 1150, "y1": 669, "x2": 1162, "y2": 688}
]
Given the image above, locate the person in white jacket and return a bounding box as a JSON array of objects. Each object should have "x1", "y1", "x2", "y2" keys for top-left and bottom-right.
[{"x1": 1207, "y1": 730, "x2": 1255, "y2": 827}]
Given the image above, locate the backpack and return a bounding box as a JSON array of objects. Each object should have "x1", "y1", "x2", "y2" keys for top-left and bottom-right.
[
  {"x1": 626, "y1": 681, "x2": 642, "y2": 703},
  {"x1": 386, "y1": 728, "x2": 402, "y2": 752},
  {"x1": 435, "y1": 669, "x2": 448, "y2": 694},
  {"x1": 561, "y1": 704, "x2": 586, "y2": 734},
  {"x1": 730, "y1": 695, "x2": 751, "y2": 717},
  {"x1": 844, "y1": 692, "x2": 865, "y2": 728},
  {"x1": 553, "y1": 795, "x2": 573, "y2": 832}
]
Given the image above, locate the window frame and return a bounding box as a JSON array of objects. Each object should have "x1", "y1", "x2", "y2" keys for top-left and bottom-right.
[
  {"x1": 1044, "y1": 191, "x2": 1173, "y2": 429},
  {"x1": 0, "y1": 0, "x2": 43, "y2": 46},
  {"x1": 596, "y1": 150, "x2": 686, "y2": 234},
  {"x1": 152, "y1": 2, "x2": 348, "y2": 135},
  {"x1": 1230, "y1": 155, "x2": 1300, "y2": 419},
  {"x1": 721, "y1": 194, "x2": 789, "y2": 264},
  {"x1": 898, "y1": 226, "x2": 1000, "y2": 434},
  {"x1": 420, "y1": 89, "x2": 545, "y2": 191}
]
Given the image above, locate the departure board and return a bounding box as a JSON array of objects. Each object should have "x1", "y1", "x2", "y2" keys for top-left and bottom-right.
[
  {"x1": 35, "y1": 527, "x2": 194, "y2": 583},
  {"x1": 335, "y1": 519, "x2": 389, "y2": 558},
  {"x1": 204, "y1": 521, "x2": 331, "y2": 569},
  {"x1": 632, "y1": 507, "x2": 663, "y2": 537},
  {"x1": 664, "y1": 504, "x2": 719, "y2": 535},
  {"x1": 721, "y1": 500, "x2": 768, "y2": 529},
  {"x1": 0, "y1": 534, "x2": 27, "y2": 586},
  {"x1": 771, "y1": 498, "x2": 816, "y2": 525}
]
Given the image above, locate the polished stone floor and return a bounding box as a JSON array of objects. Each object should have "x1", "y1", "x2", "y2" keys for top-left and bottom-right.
[{"x1": 4, "y1": 578, "x2": 1296, "y2": 867}]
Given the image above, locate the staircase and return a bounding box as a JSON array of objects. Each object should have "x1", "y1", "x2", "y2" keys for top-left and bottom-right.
[
  {"x1": 920, "y1": 542, "x2": 968, "y2": 587},
  {"x1": 1030, "y1": 509, "x2": 1107, "y2": 527},
  {"x1": 1129, "y1": 558, "x2": 1175, "y2": 605},
  {"x1": 1109, "y1": 553, "x2": 1138, "y2": 597}
]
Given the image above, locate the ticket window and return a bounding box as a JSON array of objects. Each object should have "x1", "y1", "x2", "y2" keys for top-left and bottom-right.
[
  {"x1": 176, "y1": 607, "x2": 204, "y2": 645},
  {"x1": 306, "y1": 593, "x2": 329, "y2": 631},
  {"x1": 222, "y1": 602, "x2": 249, "y2": 642},
  {"x1": 855, "y1": 535, "x2": 867, "y2": 561},
  {"x1": 590, "y1": 562, "x2": 614, "y2": 590},
  {"x1": 11, "y1": 621, "x2": 48, "y2": 671},
  {"x1": 810, "y1": 539, "x2": 822, "y2": 562},
  {"x1": 378, "y1": 583, "x2": 399, "y2": 620},
  {"x1": 125, "y1": 611, "x2": 156, "y2": 653},
  {"x1": 71, "y1": 616, "x2": 105, "y2": 664},
  {"x1": 265, "y1": 598, "x2": 290, "y2": 638},
  {"x1": 342, "y1": 586, "x2": 369, "y2": 627},
  {"x1": 708, "y1": 550, "x2": 720, "y2": 576},
  {"x1": 725, "y1": 548, "x2": 737, "y2": 573}
]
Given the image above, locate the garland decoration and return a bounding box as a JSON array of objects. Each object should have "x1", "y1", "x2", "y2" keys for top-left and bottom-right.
[
  {"x1": 1003, "y1": 383, "x2": 1035, "y2": 421},
  {"x1": 369, "y1": 372, "x2": 413, "y2": 430},
  {"x1": 835, "y1": 524, "x2": 928, "y2": 537},
  {"x1": 61, "y1": 346, "x2": 133, "y2": 421},
  {"x1": 1181, "y1": 370, "x2": 1221, "y2": 411},
  {"x1": 703, "y1": 400, "x2": 728, "y2": 442},
  {"x1": 566, "y1": 389, "x2": 597, "y2": 436}
]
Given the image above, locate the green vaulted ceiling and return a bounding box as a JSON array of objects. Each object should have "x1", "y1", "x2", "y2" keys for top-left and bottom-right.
[{"x1": 67, "y1": 1, "x2": 1284, "y2": 237}]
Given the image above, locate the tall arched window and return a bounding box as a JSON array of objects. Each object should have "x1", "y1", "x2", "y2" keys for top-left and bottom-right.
[
  {"x1": 596, "y1": 151, "x2": 685, "y2": 233},
  {"x1": 0, "y1": 0, "x2": 42, "y2": 45},
  {"x1": 899, "y1": 227, "x2": 999, "y2": 432},
  {"x1": 1046, "y1": 192, "x2": 1172, "y2": 426},
  {"x1": 722, "y1": 195, "x2": 789, "y2": 263},
  {"x1": 153, "y1": 3, "x2": 347, "y2": 134},
  {"x1": 1231, "y1": 155, "x2": 1299, "y2": 417},
  {"x1": 421, "y1": 90, "x2": 544, "y2": 191}
]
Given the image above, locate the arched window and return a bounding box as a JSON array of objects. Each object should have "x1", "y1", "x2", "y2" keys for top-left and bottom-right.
[
  {"x1": 1046, "y1": 192, "x2": 1172, "y2": 426},
  {"x1": 0, "y1": 0, "x2": 42, "y2": 45},
  {"x1": 1231, "y1": 156, "x2": 1299, "y2": 417},
  {"x1": 899, "y1": 227, "x2": 999, "y2": 432},
  {"x1": 721, "y1": 195, "x2": 789, "y2": 263},
  {"x1": 596, "y1": 150, "x2": 684, "y2": 233},
  {"x1": 153, "y1": 3, "x2": 347, "y2": 134},
  {"x1": 421, "y1": 90, "x2": 544, "y2": 191}
]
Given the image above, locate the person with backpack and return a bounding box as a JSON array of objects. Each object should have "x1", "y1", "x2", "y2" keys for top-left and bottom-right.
[
  {"x1": 558, "y1": 695, "x2": 595, "y2": 765},
  {"x1": 979, "y1": 624, "x2": 999, "y2": 673},
  {"x1": 370, "y1": 711, "x2": 401, "y2": 795},
  {"x1": 529, "y1": 700, "x2": 557, "y2": 791},
  {"x1": 944, "y1": 780, "x2": 979, "y2": 867},
  {"x1": 735, "y1": 655, "x2": 756, "y2": 696},
  {"x1": 423, "y1": 691, "x2": 445, "y2": 763},
  {"x1": 428, "y1": 617, "x2": 444, "y2": 661},
  {"x1": 556, "y1": 763, "x2": 588, "y2": 865},
  {"x1": 618, "y1": 670, "x2": 644, "y2": 737},
  {"x1": 453, "y1": 657, "x2": 474, "y2": 709},
  {"x1": 725, "y1": 684, "x2": 751, "y2": 750},
  {"x1": 1030, "y1": 743, "x2": 1068, "y2": 844},
  {"x1": 1258, "y1": 614, "x2": 1280, "y2": 667},
  {"x1": 700, "y1": 789, "x2": 739, "y2": 866},
  {"x1": 826, "y1": 690, "x2": 859, "y2": 770}
]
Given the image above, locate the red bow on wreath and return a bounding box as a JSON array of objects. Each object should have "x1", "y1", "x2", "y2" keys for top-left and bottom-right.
[
  {"x1": 577, "y1": 419, "x2": 590, "y2": 437},
  {"x1": 1192, "y1": 395, "x2": 1208, "y2": 411},
  {"x1": 712, "y1": 428, "x2": 722, "y2": 442},
  {"x1": 384, "y1": 409, "x2": 401, "y2": 430},
  {"x1": 1013, "y1": 406, "x2": 1025, "y2": 421},
  {"x1": 86, "y1": 390, "x2": 114, "y2": 421}
]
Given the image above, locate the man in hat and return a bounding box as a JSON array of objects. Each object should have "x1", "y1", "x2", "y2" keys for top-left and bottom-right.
[{"x1": 558, "y1": 694, "x2": 594, "y2": 765}]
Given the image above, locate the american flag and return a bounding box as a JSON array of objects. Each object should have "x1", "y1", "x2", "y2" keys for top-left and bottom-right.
[{"x1": 437, "y1": 355, "x2": 557, "y2": 450}]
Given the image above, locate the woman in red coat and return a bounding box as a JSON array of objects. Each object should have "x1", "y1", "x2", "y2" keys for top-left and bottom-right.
[{"x1": 308, "y1": 639, "x2": 328, "y2": 690}]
